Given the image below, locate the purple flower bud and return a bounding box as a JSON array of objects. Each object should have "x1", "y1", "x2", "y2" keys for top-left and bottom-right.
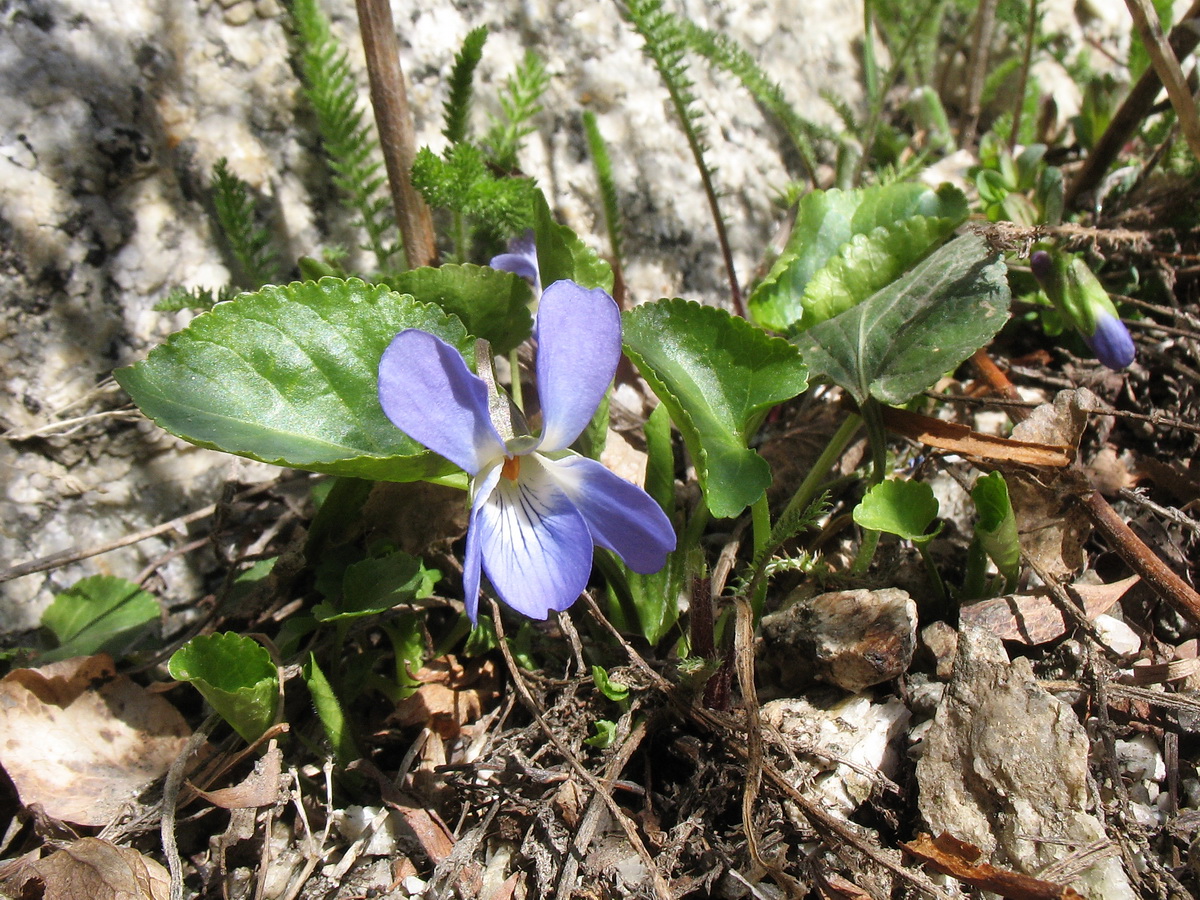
[
  {"x1": 1083, "y1": 310, "x2": 1136, "y2": 370},
  {"x1": 1029, "y1": 249, "x2": 1053, "y2": 285}
]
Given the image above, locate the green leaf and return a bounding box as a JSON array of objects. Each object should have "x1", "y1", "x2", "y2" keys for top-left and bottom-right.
[
  {"x1": 793, "y1": 234, "x2": 1010, "y2": 406},
  {"x1": 532, "y1": 190, "x2": 614, "y2": 292},
  {"x1": 303, "y1": 653, "x2": 359, "y2": 764},
  {"x1": 39, "y1": 576, "x2": 160, "y2": 663},
  {"x1": 384, "y1": 264, "x2": 532, "y2": 355},
  {"x1": 853, "y1": 480, "x2": 940, "y2": 544},
  {"x1": 623, "y1": 299, "x2": 808, "y2": 518},
  {"x1": 584, "y1": 719, "x2": 618, "y2": 749},
  {"x1": 116, "y1": 278, "x2": 474, "y2": 481},
  {"x1": 313, "y1": 548, "x2": 439, "y2": 622},
  {"x1": 748, "y1": 183, "x2": 967, "y2": 331},
  {"x1": 383, "y1": 611, "x2": 426, "y2": 699},
  {"x1": 801, "y1": 216, "x2": 961, "y2": 326},
  {"x1": 971, "y1": 471, "x2": 1020, "y2": 588},
  {"x1": 168, "y1": 633, "x2": 278, "y2": 743},
  {"x1": 591, "y1": 665, "x2": 630, "y2": 702}
]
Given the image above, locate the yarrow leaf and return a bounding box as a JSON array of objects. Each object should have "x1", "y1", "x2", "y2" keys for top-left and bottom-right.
[
  {"x1": 622, "y1": 299, "x2": 808, "y2": 518},
  {"x1": 116, "y1": 278, "x2": 474, "y2": 481}
]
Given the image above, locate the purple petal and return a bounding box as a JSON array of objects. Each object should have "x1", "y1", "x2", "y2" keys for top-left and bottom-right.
[
  {"x1": 472, "y1": 455, "x2": 594, "y2": 618},
  {"x1": 379, "y1": 330, "x2": 504, "y2": 474},
  {"x1": 489, "y1": 230, "x2": 541, "y2": 293},
  {"x1": 542, "y1": 455, "x2": 675, "y2": 573},
  {"x1": 1084, "y1": 311, "x2": 1136, "y2": 370},
  {"x1": 462, "y1": 463, "x2": 503, "y2": 623},
  {"x1": 535, "y1": 281, "x2": 621, "y2": 452}
]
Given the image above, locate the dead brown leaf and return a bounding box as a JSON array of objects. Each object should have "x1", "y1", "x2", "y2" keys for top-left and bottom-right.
[
  {"x1": 189, "y1": 743, "x2": 283, "y2": 809},
  {"x1": 390, "y1": 655, "x2": 500, "y2": 738},
  {"x1": 959, "y1": 575, "x2": 1140, "y2": 644},
  {"x1": 882, "y1": 406, "x2": 1073, "y2": 466},
  {"x1": 0, "y1": 655, "x2": 191, "y2": 826},
  {"x1": 903, "y1": 832, "x2": 1083, "y2": 900},
  {"x1": 0, "y1": 837, "x2": 170, "y2": 900}
]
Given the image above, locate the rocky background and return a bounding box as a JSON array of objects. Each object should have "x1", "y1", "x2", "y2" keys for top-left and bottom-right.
[{"x1": 1, "y1": 0, "x2": 875, "y2": 625}]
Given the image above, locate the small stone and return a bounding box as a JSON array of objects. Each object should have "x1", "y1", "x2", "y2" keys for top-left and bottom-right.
[
  {"x1": 916, "y1": 627, "x2": 1135, "y2": 899},
  {"x1": 255, "y1": 0, "x2": 283, "y2": 18},
  {"x1": 222, "y1": 0, "x2": 255, "y2": 25},
  {"x1": 920, "y1": 620, "x2": 958, "y2": 679},
  {"x1": 760, "y1": 588, "x2": 917, "y2": 693}
]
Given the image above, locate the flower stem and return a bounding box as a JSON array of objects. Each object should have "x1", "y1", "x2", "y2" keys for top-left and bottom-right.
[
  {"x1": 776, "y1": 412, "x2": 862, "y2": 528},
  {"x1": 750, "y1": 493, "x2": 771, "y2": 619}
]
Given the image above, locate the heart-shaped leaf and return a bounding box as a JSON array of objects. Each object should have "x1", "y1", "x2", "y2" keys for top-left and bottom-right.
[
  {"x1": 622, "y1": 299, "x2": 808, "y2": 518},
  {"x1": 853, "y1": 479, "x2": 941, "y2": 543},
  {"x1": 384, "y1": 264, "x2": 532, "y2": 355},
  {"x1": 116, "y1": 278, "x2": 474, "y2": 481},
  {"x1": 39, "y1": 576, "x2": 161, "y2": 664},
  {"x1": 749, "y1": 183, "x2": 967, "y2": 331},
  {"x1": 168, "y1": 633, "x2": 278, "y2": 743},
  {"x1": 793, "y1": 234, "x2": 1010, "y2": 406}
]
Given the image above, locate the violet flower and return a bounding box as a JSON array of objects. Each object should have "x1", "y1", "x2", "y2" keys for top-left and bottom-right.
[
  {"x1": 378, "y1": 280, "x2": 675, "y2": 621},
  {"x1": 1030, "y1": 249, "x2": 1135, "y2": 370},
  {"x1": 489, "y1": 230, "x2": 541, "y2": 297}
]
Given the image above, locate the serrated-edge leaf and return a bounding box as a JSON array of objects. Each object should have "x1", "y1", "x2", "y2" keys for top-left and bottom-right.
[
  {"x1": 622, "y1": 299, "x2": 808, "y2": 518},
  {"x1": 799, "y1": 215, "x2": 960, "y2": 329},
  {"x1": 532, "y1": 189, "x2": 613, "y2": 292},
  {"x1": 168, "y1": 632, "x2": 278, "y2": 743},
  {"x1": 794, "y1": 234, "x2": 1010, "y2": 406},
  {"x1": 116, "y1": 278, "x2": 474, "y2": 482},
  {"x1": 748, "y1": 183, "x2": 967, "y2": 332},
  {"x1": 385, "y1": 264, "x2": 532, "y2": 355}
]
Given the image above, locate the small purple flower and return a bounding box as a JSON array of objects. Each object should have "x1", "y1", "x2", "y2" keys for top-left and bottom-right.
[
  {"x1": 378, "y1": 280, "x2": 675, "y2": 621},
  {"x1": 1083, "y1": 310, "x2": 1136, "y2": 370},
  {"x1": 1029, "y1": 248, "x2": 1136, "y2": 371},
  {"x1": 489, "y1": 230, "x2": 541, "y2": 297}
]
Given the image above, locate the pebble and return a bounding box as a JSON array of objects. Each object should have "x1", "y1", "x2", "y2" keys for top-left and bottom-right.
[
  {"x1": 223, "y1": 0, "x2": 255, "y2": 26},
  {"x1": 760, "y1": 587, "x2": 917, "y2": 693}
]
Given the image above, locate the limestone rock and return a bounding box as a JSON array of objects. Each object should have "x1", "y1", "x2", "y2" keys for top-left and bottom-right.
[{"x1": 915, "y1": 627, "x2": 1134, "y2": 899}]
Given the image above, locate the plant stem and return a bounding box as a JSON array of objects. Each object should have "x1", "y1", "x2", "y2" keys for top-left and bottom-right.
[
  {"x1": 354, "y1": 0, "x2": 437, "y2": 269},
  {"x1": 1008, "y1": 0, "x2": 1038, "y2": 150},
  {"x1": 777, "y1": 412, "x2": 862, "y2": 527},
  {"x1": 852, "y1": 400, "x2": 889, "y2": 573}
]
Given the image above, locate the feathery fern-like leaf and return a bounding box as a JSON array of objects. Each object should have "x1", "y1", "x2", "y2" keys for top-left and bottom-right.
[
  {"x1": 443, "y1": 27, "x2": 488, "y2": 145},
  {"x1": 677, "y1": 17, "x2": 831, "y2": 182},
  {"x1": 617, "y1": 0, "x2": 742, "y2": 311},
  {"x1": 210, "y1": 158, "x2": 280, "y2": 290},
  {"x1": 291, "y1": 0, "x2": 399, "y2": 271},
  {"x1": 154, "y1": 285, "x2": 231, "y2": 313},
  {"x1": 582, "y1": 111, "x2": 625, "y2": 269},
  {"x1": 483, "y1": 51, "x2": 549, "y2": 172},
  {"x1": 411, "y1": 144, "x2": 536, "y2": 236}
]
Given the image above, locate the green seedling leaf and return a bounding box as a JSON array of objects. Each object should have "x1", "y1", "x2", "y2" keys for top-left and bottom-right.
[
  {"x1": 532, "y1": 189, "x2": 613, "y2": 292},
  {"x1": 303, "y1": 653, "x2": 359, "y2": 764},
  {"x1": 749, "y1": 182, "x2": 967, "y2": 331},
  {"x1": 169, "y1": 633, "x2": 278, "y2": 743},
  {"x1": 39, "y1": 576, "x2": 160, "y2": 663},
  {"x1": 853, "y1": 479, "x2": 940, "y2": 544},
  {"x1": 584, "y1": 719, "x2": 618, "y2": 749},
  {"x1": 801, "y1": 216, "x2": 960, "y2": 325},
  {"x1": 383, "y1": 611, "x2": 426, "y2": 699},
  {"x1": 116, "y1": 278, "x2": 474, "y2": 482},
  {"x1": 313, "y1": 548, "x2": 439, "y2": 622},
  {"x1": 385, "y1": 264, "x2": 532, "y2": 355},
  {"x1": 592, "y1": 665, "x2": 630, "y2": 702},
  {"x1": 971, "y1": 471, "x2": 1020, "y2": 588},
  {"x1": 794, "y1": 234, "x2": 1010, "y2": 406},
  {"x1": 623, "y1": 299, "x2": 808, "y2": 519}
]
